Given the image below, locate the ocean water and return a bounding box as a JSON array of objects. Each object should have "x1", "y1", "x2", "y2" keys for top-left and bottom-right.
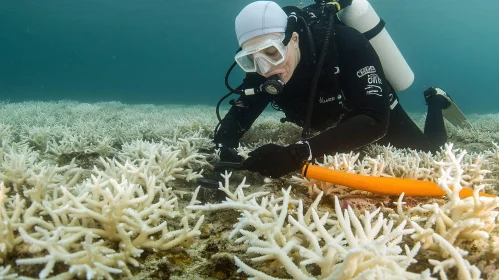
[{"x1": 1, "y1": 0, "x2": 498, "y2": 113}]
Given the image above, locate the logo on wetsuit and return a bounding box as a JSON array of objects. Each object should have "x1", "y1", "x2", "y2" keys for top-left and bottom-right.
[
  {"x1": 357, "y1": 66, "x2": 383, "y2": 96},
  {"x1": 319, "y1": 96, "x2": 336, "y2": 104},
  {"x1": 365, "y1": 85, "x2": 382, "y2": 96},
  {"x1": 368, "y1": 74, "x2": 382, "y2": 85},
  {"x1": 356, "y1": 66, "x2": 376, "y2": 78}
]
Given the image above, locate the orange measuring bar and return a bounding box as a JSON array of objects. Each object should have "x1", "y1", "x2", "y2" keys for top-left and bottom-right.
[{"x1": 302, "y1": 164, "x2": 496, "y2": 198}]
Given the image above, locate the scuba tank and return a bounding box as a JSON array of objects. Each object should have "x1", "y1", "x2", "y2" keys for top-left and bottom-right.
[{"x1": 337, "y1": 0, "x2": 414, "y2": 92}]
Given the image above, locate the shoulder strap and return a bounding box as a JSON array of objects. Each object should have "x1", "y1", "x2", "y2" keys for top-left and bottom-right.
[{"x1": 281, "y1": 6, "x2": 303, "y2": 16}]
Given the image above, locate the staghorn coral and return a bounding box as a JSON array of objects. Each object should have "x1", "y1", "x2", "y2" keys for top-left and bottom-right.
[
  {"x1": 0, "y1": 142, "x2": 40, "y2": 190},
  {"x1": 289, "y1": 142, "x2": 499, "y2": 279},
  {"x1": 10, "y1": 159, "x2": 205, "y2": 279},
  {"x1": 385, "y1": 144, "x2": 499, "y2": 280},
  {"x1": 403, "y1": 144, "x2": 499, "y2": 248},
  {"x1": 0, "y1": 106, "x2": 212, "y2": 278},
  {"x1": 0, "y1": 101, "x2": 222, "y2": 164},
  {"x1": 0, "y1": 265, "x2": 18, "y2": 279},
  {"x1": 491, "y1": 236, "x2": 499, "y2": 257},
  {"x1": 1, "y1": 101, "x2": 499, "y2": 279},
  {"x1": 188, "y1": 172, "x2": 431, "y2": 280},
  {"x1": 116, "y1": 138, "x2": 208, "y2": 183},
  {"x1": 0, "y1": 140, "x2": 84, "y2": 200},
  {"x1": 0, "y1": 182, "x2": 24, "y2": 264},
  {"x1": 484, "y1": 142, "x2": 499, "y2": 182}
]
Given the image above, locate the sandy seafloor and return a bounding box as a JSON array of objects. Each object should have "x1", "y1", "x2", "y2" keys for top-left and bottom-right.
[{"x1": 0, "y1": 101, "x2": 498, "y2": 280}]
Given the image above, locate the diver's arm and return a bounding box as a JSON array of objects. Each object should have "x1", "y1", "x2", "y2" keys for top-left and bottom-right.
[
  {"x1": 213, "y1": 73, "x2": 271, "y2": 149},
  {"x1": 306, "y1": 27, "x2": 391, "y2": 158}
]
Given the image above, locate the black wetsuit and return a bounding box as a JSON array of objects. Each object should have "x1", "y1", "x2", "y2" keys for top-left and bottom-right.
[{"x1": 214, "y1": 8, "x2": 447, "y2": 160}]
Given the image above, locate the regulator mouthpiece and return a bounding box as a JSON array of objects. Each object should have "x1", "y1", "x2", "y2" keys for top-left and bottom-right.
[
  {"x1": 244, "y1": 74, "x2": 285, "y2": 96},
  {"x1": 263, "y1": 74, "x2": 285, "y2": 95}
]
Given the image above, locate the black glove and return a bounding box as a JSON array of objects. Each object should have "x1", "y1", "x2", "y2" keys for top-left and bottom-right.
[
  {"x1": 240, "y1": 143, "x2": 311, "y2": 178},
  {"x1": 214, "y1": 147, "x2": 244, "y2": 172},
  {"x1": 219, "y1": 147, "x2": 243, "y2": 163}
]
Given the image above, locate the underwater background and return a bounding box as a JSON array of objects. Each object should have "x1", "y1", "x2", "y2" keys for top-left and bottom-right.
[{"x1": 1, "y1": 0, "x2": 498, "y2": 113}]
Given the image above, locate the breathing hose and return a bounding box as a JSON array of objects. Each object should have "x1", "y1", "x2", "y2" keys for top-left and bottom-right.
[{"x1": 302, "y1": 4, "x2": 338, "y2": 139}]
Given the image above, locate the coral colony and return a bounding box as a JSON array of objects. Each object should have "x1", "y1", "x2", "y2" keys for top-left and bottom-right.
[{"x1": 0, "y1": 101, "x2": 498, "y2": 279}]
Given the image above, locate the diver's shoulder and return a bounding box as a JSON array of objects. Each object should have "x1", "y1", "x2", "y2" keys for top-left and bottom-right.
[
  {"x1": 335, "y1": 23, "x2": 367, "y2": 43},
  {"x1": 334, "y1": 23, "x2": 374, "y2": 54}
]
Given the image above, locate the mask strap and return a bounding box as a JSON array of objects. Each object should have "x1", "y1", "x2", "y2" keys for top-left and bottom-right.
[{"x1": 282, "y1": 12, "x2": 298, "y2": 46}]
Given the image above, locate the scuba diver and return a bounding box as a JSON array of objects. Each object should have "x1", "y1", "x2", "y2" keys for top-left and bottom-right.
[{"x1": 203, "y1": 0, "x2": 469, "y2": 186}]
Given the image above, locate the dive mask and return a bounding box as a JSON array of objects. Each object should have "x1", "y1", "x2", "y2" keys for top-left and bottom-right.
[{"x1": 234, "y1": 34, "x2": 287, "y2": 75}]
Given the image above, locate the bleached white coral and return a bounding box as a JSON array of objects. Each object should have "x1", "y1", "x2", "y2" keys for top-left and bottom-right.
[
  {"x1": 386, "y1": 144, "x2": 499, "y2": 280},
  {"x1": 407, "y1": 144, "x2": 499, "y2": 248},
  {"x1": 291, "y1": 152, "x2": 360, "y2": 196},
  {"x1": 187, "y1": 171, "x2": 271, "y2": 212},
  {"x1": 0, "y1": 101, "x2": 221, "y2": 163},
  {"x1": 116, "y1": 138, "x2": 208, "y2": 183},
  {"x1": 16, "y1": 227, "x2": 124, "y2": 280},
  {"x1": 1, "y1": 101, "x2": 498, "y2": 279},
  {"x1": 0, "y1": 124, "x2": 208, "y2": 278},
  {"x1": 0, "y1": 265, "x2": 18, "y2": 279},
  {"x1": 446, "y1": 113, "x2": 499, "y2": 147},
  {"x1": 199, "y1": 143, "x2": 498, "y2": 280},
  {"x1": 484, "y1": 142, "x2": 499, "y2": 179},
  {"x1": 410, "y1": 221, "x2": 481, "y2": 280},
  {"x1": 0, "y1": 182, "x2": 25, "y2": 264},
  {"x1": 190, "y1": 173, "x2": 428, "y2": 279},
  {"x1": 491, "y1": 236, "x2": 499, "y2": 257},
  {"x1": 0, "y1": 124, "x2": 14, "y2": 146},
  {"x1": 15, "y1": 171, "x2": 204, "y2": 279},
  {"x1": 0, "y1": 141, "x2": 84, "y2": 204},
  {"x1": 0, "y1": 142, "x2": 39, "y2": 189}
]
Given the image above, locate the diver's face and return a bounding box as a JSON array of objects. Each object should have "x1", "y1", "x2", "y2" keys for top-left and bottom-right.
[{"x1": 264, "y1": 32, "x2": 301, "y2": 84}]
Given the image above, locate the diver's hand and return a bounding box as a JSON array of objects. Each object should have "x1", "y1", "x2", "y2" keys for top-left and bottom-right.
[
  {"x1": 219, "y1": 147, "x2": 243, "y2": 163},
  {"x1": 240, "y1": 143, "x2": 304, "y2": 178}
]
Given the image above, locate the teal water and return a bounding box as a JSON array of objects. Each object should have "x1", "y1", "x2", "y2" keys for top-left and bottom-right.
[{"x1": 1, "y1": 0, "x2": 498, "y2": 113}]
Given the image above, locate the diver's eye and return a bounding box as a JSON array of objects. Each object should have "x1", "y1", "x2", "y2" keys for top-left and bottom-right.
[{"x1": 263, "y1": 47, "x2": 279, "y2": 57}]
